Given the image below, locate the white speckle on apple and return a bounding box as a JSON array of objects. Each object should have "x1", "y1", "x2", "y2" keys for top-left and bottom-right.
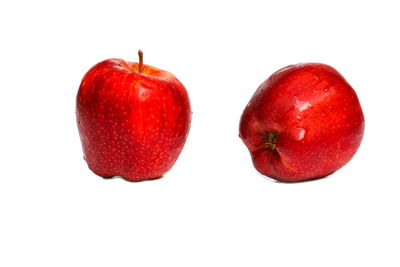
[
  {"x1": 297, "y1": 128, "x2": 305, "y2": 140},
  {"x1": 295, "y1": 99, "x2": 312, "y2": 112}
]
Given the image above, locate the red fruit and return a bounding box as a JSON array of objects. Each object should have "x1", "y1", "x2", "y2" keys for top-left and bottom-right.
[
  {"x1": 76, "y1": 51, "x2": 191, "y2": 181},
  {"x1": 239, "y1": 63, "x2": 364, "y2": 182}
]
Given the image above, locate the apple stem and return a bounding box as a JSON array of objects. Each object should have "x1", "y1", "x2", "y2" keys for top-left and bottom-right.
[{"x1": 138, "y1": 50, "x2": 143, "y2": 73}]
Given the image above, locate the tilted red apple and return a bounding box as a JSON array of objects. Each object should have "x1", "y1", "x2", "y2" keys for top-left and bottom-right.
[
  {"x1": 239, "y1": 63, "x2": 364, "y2": 182},
  {"x1": 76, "y1": 51, "x2": 191, "y2": 181}
]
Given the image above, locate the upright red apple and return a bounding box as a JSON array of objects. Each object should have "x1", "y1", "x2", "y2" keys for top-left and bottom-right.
[
  {"x1": 239, "y1": 63, "x2": 364, "y2": 182},
  {"x1": 76, "y1": 50, "x2": 191, "y2": 181}
]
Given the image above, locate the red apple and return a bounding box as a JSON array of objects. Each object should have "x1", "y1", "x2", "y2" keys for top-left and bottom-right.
[
  {"x1": 76, "y1": 51, "x2": 191, "y2": 181},
  {"x1": 239, "y1": 63, "x2": 364, "y2": 182}
]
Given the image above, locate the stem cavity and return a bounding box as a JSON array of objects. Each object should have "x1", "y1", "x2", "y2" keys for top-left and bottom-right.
[{"x1": 263, "y1": 132, "x2": 278, "y2": 151}]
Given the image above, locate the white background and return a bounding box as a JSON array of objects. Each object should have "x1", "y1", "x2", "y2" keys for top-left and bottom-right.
[{"x1": 1, "y1": 0, "x2": 399, "y2": 266}]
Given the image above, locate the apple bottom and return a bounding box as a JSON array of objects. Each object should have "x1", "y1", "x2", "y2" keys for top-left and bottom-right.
[
  {"x1": 82, "y1": 149, "x2": 180, "y2": 180},
  {"x1": 80, "y1": 134, "x2": 186, "y2": 182},
  {"x1": 99, "y1": 174, "x2": 163, "y2": 182},
  {"x1": 250, "y1": 148, "x2": 343, "y2": 183}
]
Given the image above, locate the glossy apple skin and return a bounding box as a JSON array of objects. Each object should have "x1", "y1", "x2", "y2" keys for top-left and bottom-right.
[
  {"x1": 76, "y1": 59, "x2": 191, "y2": 181},
  {"x1": 239, "y1": 63, "x2": 364, "y2": 182}
]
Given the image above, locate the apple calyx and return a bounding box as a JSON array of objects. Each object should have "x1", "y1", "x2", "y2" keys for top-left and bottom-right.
[
  {"x1": 138, "y1": 49, "x2": 143, "y2": 73},
  {"x1": 262, "y1": 132, "x2": 278, "y2": 150}
]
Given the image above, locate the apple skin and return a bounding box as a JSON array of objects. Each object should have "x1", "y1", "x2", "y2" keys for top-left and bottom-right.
[
  {"x1": 76, "y1": 58, "x2": 191, "y2": 181},
  {"x1": 239, "y1": 63, "x2": 364, "y2": 182}
]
